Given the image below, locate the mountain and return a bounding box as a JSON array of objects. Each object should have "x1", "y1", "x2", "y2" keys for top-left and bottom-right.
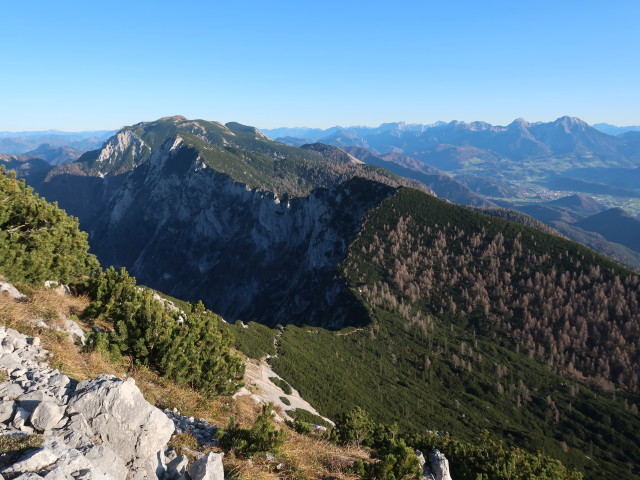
[
  {"x1": 576, "y1": 208, "x2": 640, "y2": 253},
  {"x1": 341, "y1": 146, "x2": 495, "y2": 207},
  {"x1": 17, "y1": 116, "x2": 640, "y2": 478},
  {"x1": 543, "y1": 194, "x2": 607, "y2": 217},
  {"x1": 300, "y1": 142, "x2": 364, "y2": 164},
  {"x1": 0, "y1": 129, "x2": 113, "y2": 154},
  {"x1": 0, "y1": 153, "x2": 53, "y2": 185},
  {"x1": 29, "y1": 116, "x2": 431, "y2": 328},
  {"x1": 593, "y1": 123, "x2": 640, "y2": 136},
  {"x1": 454, "y1": 173, "x2": 519, "y2": 198},
  {"x1": 512, "y1": 196, "x2": 640, "y2": 269},
  {"x1": 24, "y1": 143, "x2": 84, "y2": 165}
]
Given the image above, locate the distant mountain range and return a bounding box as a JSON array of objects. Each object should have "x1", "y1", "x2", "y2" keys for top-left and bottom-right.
[
  {"x1": 0, "y1": 129, "x2": 113, "y2": 154},
  {"x1": 265, "y1": 116, "x2": 640, "y2": 165},
  {"x1": 266, "y1": 116, "x2": 640, "y2": 269},
  {"x1": 592, "y1": 123, "x2": 640, "y2": 136}
]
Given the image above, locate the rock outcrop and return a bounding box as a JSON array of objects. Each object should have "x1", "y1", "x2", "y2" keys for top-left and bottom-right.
[
  {"x1": 416, "y1": 448, "x2": 453, "y2": 480},
  {"x1": 0, "y1": 320, "x2": 190, "y2": 479},
  {"x1": 0, "y1": 277, "x2": 233, "y2": 479}
]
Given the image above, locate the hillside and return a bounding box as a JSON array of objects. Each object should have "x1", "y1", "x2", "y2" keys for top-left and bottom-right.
[
  {"x1": 576, "y1": 208, "x2": 640, "y2": 253},
  {"x1": 226, "y1": 188, "x2": 640, "y2": 479},
  {"x1": 342, "y1": 146, "x2": 495, "y2": 207}
]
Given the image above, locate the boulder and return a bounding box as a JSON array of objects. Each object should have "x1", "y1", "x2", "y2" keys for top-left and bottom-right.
[
  {"x1": 189, "y1": 452, "x2": 224, "y2": 480},
  {"x1": 67, "y1": 375, "x2": 174, "y2": 468},
  {"x1": 17, "y1": 391, "x2": 58, "y2": 414},
  {"x1": 30, "y1": 402, "x2": 66, "y2": 432},
  {"x1": 12, "y1": 407, "x2": 31, "y2": 429},
  {"x1": 0, "y1": 445, "x2": 58, "y2": 476},
  {"x1": 0, "y1": 281, "x2": 26, "y2": 301},
  {"x1": 0, "y1": 382, "x2": 25, "y2": 400},
  {"x1": 167, "y1": 454, "x2": 189, "y2": 479},
  {"x1": 0, "y1": 400, "x2": 16, "y2": 423},
  {"x1": 58, "y1": 413, "x2": 95, "y2": 450},
  {"x1": 63, "y1": 320, "x2": 85, "y2": 345}
]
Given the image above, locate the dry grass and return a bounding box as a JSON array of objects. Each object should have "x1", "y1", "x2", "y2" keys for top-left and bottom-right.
[
  {"x1": 0, "y1": 434, "x2": 43, "y2": 467},
  {"x1": 0, "y1": 286, "x2": 371, "y2": 479}
]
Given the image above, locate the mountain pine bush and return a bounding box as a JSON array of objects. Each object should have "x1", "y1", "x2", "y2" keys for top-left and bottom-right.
[
  {"x1": 81, "y1": 267, "x2": 244, "y2": 395},
  {"x1": 0, "y1": 165, "x2": 99, "y2": 283}
]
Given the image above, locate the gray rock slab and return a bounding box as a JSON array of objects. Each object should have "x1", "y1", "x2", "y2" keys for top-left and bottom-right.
[
  {"x1": 0, "y1": 382, "x2": 25, "y2": 399},
  {"x1": 83, "y1": 444, "x2": 128, "y2": 480},
  {"x1": 189, "y1": 452, "x2": 224, "y2": 480},
  {"x1": 67, "y1": 375, "x2": 174, "y2": 465}
]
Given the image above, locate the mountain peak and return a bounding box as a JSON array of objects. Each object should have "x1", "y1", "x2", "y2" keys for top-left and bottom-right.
[
  {"x1": 159, "y1": 115, "x2": 188, "y2": 122},
  {"x1": 509, "y1": 117, "x2": 531, "y2": 128},
  {"x1": 553, "y1": 115, "x2": 589, "y2": 129}
]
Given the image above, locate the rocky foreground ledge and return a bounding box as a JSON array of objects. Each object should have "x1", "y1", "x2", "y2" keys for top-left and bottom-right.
[{"x1": 0, "y1": 324, "x2": 223, "y2": 480}]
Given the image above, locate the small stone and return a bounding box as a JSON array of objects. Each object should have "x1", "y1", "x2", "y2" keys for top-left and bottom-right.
[
  {"x1": 167, "y1": 454, "x2": 189, "y2": 479},
  {"x1": 12, "y1": 406, "x2": 31, "y2": 429}
]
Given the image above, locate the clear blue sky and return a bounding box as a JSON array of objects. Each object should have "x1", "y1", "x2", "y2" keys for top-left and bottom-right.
[{"x1": 1, "y1": 0, "x2": 638, "y2": 131}]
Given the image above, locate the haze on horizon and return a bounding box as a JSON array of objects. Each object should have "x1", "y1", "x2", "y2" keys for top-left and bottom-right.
[{"x1": 1, "y1": 0, "x2": 638, "y2": 131}]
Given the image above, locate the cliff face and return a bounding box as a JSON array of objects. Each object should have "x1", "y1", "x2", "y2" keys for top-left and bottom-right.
[
  {"x1": 29, "y1": 117, "x2": 413, "y2": 328},
  {"x1": 87, "y1": 136, "x2": 395, "y2": 327}
]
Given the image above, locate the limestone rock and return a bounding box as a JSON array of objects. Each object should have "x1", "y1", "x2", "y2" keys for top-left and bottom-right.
[
  {"x1": 12, "y1": 406, "x2": 31, "y2": 429},
  {"x1": 30, "y1": 402, "x2": 66, "y2": 432},
  {"x1": 189, "y1": 452, "x2": 224, "y2": 480},
  {"x1": 427, "y1": 449, "x2": 452, "y2": 480},
  {"x1": 166, "y1": 454, "x2": 189, "y2": 479},
  {"x1": 0, "y1": 445, "x2": 59, "y2": 476},
  {"x1": 63, "y1": 320, "x2": 86, "y2": 345},
  {"x1": 0, "y1": 281, "x2": 26, "y2": 301},
  {"x1": 84, "y1": 444, "x2": 128, "y2": 480},
  {"x1": 0, "y1": 382, "x2": 25, "y2": 400},
  {"x1": 17, "y1": 391, "x2": 58, "y2": 413},
  {"x1": 0, "y1": 400, "x2": 16, "y2": 423},
  {"x1": 67, "y1": 375, "x2": 174, "y2": 467}
]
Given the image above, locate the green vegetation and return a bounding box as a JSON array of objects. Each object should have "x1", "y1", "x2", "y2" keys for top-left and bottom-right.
[
  {"x1": 80, "y1": 267, "x2": 244, "y2": 395},
  {"x1": 286, "y1": 408, "x2": 331, "y2": 429},
  {"x1": 270, "y1": 376, "x2": 293, "y2": 395},
  {"x1": 219, "y1": 402, "x2": 286, "y2": 456},
  {"x1": 413, "y1": 431, "x2": 583, "y2": 480},
  {"x1": 333, "y1": 406, "x2": 582, "y2": 480},
  {"x1": 0, "y1": 165, "x2": 99, "y2": 284},
  {"x1": 279, "y1": 396, "x2": 291, "y2": 406},
  {"x1": 226, "y1": 187, "x2": 640, "y2": 478},
  {"x1": 223, "y1": 321, "x2": 276, "y2": 359}
]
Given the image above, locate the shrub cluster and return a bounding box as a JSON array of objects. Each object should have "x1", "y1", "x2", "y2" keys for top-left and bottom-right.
[
  {"x1": 0, "y1": 166, "x2": 98, "y2": 284},
  {"x1": 81, "y1": 267, "x2": 244, "y2": 395},
  {"x1": 218, "y1": 402, "x2": 286, "y2": 456}
]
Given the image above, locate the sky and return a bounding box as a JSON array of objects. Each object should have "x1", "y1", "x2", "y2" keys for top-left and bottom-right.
[{"x1": 1, "y1": 0, "x2": 639, "y2": 131}]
